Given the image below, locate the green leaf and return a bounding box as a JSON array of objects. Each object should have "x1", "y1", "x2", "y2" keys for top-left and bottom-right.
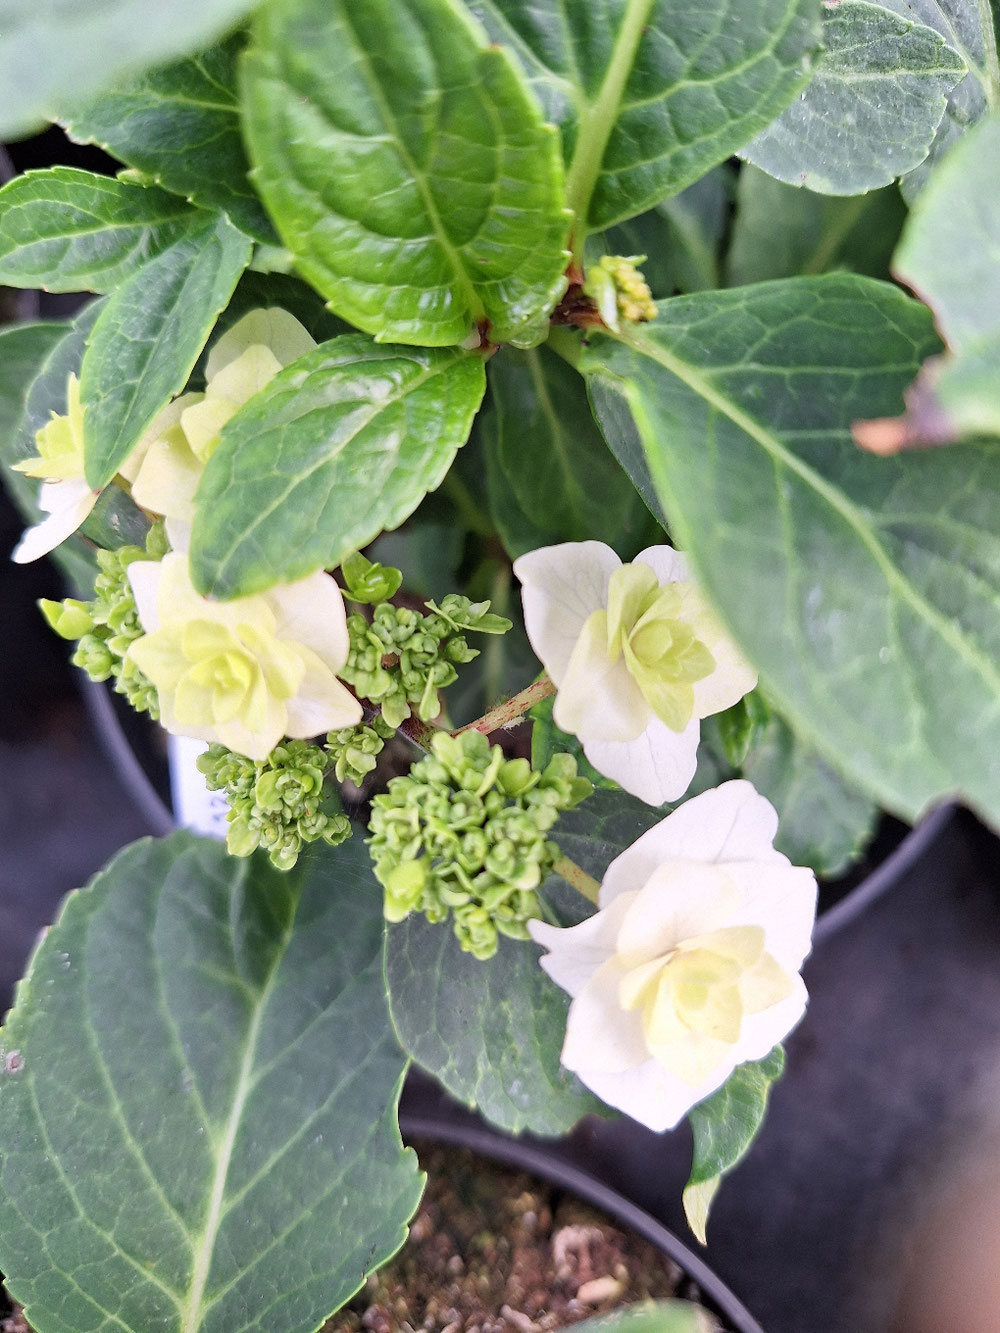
[
  {"x1": 740, "y1": 712, "x2": 878, "y2": 877},
  {"x1": 741, "y1": 1, "x2": 966, "y2": 194},
  {"x1": 81, "y1": 211, "x2": 252, "y2": 489},
  {"x1": 875, "y1": 0, "x2": 1000, "y2": 200},
  {"x1": 581, "y1": 275, "x2": 1000, "y2": 829},
  {"x1": 570, "y1": 1301, "x2": 717, "y2": 1333},
  {"x1": 0, "y1": 0, "x2": 262, "y2": 141},
  {"x1": 0, "y1": 168, "x2": 198, "y2": 293},
  {"x1": 241, "y1": 0, "x2": 570, "y2": 348},
  {"x1": 64, "y1": 36, "x2": 276, "y2": 244},
  {"x1": 481, "y1": 343, "x2": 655, "y2": 559},
  {"x1": 894, "y1": 112, "x2": 1000, "y2": 354},
  {"x1": 531, "y1": 694, "x2": 621, "y2": 791},
  {"x1": 190, "y1": 336, "x2": 486, "y2": 598},
  {"x1": 593, "y1": 168, "x2": 735, "y2": 297},
  {"x1": 726, "y1": 165, "x2": 907, "y2": 285},
  {"x1": 385, "y1": 916, "x2": 604, "y2": 1135},
  {"x1": 683, "y1": 1048, "x2": 785, "y2": 1244},
  {"x1": 470, "y1": 0, "x2": 820, "y2": 234},
  {"x1": 0, "y1": 832, "x2": 423, "y2": 1333},
  {"x1": 929, "y1": 334, "x2": 1000, "y2": 438}
]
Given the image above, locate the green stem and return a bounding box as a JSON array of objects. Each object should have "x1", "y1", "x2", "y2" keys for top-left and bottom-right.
[
  {"x1": 455, "y1": 675, "x2": 556, "y2": 736},
  {"x1": 552, "y1": 855, "x2": 601, "y2": 906},
  {"x1": 545, "y1": 324, "x2": 585, "y2": 370},
  {"x1": 563, "y1": 0, "x2": 654, "y2": 264}
]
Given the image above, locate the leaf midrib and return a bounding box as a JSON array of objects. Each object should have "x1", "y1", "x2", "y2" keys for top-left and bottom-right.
[{"x1": 619, "y1": 321, "x2": 1000, "y2": 701}]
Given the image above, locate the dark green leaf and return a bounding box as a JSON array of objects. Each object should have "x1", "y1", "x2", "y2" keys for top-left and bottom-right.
[
  {"x1": 0, "y1": 833, "x2": 423, "y2": 1333},
  {"x1": 727, "y1": 165, "x2": 907, "y2": 285},
  {"x1": 0, "y1": 0, "x2": 262, "y2": 141},
  {"x1": 582, "y1": 276, "x2": 1000, "y2": 829},
  {"x1": 385, "y1": 916, "x2": 604, "y2": 1135},
  {"x1": 241, "y1": 0, "x2": 570, "y2": 347},
  {"x1": 0, "y1": 169, "x2": 198, "y2": 293},
  {"x1": 741, "y1": 712, "x2": 878, "y2": 877},
  {"x1": 64, "y1": 36, "x2": 276, "y2": 244},
  {"x1": 481, "y1": 344, "x2": 655, "y2": 559},
  {"x1": 594, "y1": 169, "x2": 735, "y2": 297},
  {"x1": 470, "y1": 0, "x2": 820, "y2": 233},
  {"x1": 369, "y1": 523, "x2": 466, "y2": 603},
  {"x1": 683, "y1": 1048, "x2": 785, "y2": 1243},
  {"x1": 190, "y1": 336, "x2": 486, "y2": 598},
  {"x1": 742, "y1": 1, "x2": 965, "y2": 194},
  {"x1": 81, "y1": 211, "x2": 252, "y2": 488}
]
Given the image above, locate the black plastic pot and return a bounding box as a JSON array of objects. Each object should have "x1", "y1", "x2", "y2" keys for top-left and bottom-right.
[
  {"x1": 399, "y1": 1110, "x2": 766, "y2": 1333},
  {"x1": 81, "y1": 674, "x2": 955, "y2": 940}
]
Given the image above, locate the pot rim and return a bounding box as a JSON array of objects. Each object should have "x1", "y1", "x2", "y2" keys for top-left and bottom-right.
[{"x1": 399, "y1": 1111, "x2": 766, "y2": 1333}]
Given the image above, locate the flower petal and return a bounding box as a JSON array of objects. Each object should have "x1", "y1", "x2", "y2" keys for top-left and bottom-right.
[
  {"x1": 634, "y1": 544, "x2": 691, "y2": 584},
  {"x1": 127, "y1": 559, "x2": 163, "y2": 633},
  {"x1": 529, "y1": 892, "x2": 634, "y2": 998},
  {"x1": 11, "y1": 481, "x2": 97, "y2": 563},
  {"x1": 560, "y1": 957, "x2": 649, "y2": 1075},
  {"x1": 514, "y1": 541, "x2": 620, "y2": 685},
  {"x1": 267, "y1": 570, "x2": 351, "y2": 671},
  {"x1": 283, "y1": 647, "x2": 362, "y2": 737},
  {"x1": 576, "y1": 1055, "x2": 738, "y2": 1133},
  {"x1": 615, "y1": 861, "x2": 741, "y2": 961},
  {"x1": 553, "y1": 610, "x2": 648, "y2": 742},
  {"x1": 583, "y1": 714, "x2": 700, "y2": 813},
  {"x1": 205, "y1": 307, "x2": 315, "y2": 380},
  {"x1": 726, "y1": 860, "x2": 818, "y2": 973},
  {"x1": 737, "y1": 977, "x2": 809, "y2": 1063}
]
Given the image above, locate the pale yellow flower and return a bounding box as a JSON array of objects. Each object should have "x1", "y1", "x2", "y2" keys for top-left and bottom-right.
[
  {"x1": 514, "y1": 541, "x2": 757, "y2": 805},
  {"x1": 126, "y1": 552, "x2": 361, "y2": 760},
  {"x1": 11, "y1": 374, "x2": 98, "y2": 563},
  {"x1": 529, "y1": 781, "x2": 817, "y2": 1131}
]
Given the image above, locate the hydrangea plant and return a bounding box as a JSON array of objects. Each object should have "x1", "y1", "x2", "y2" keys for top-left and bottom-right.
[{"x1": 0, "y1": 0, "x2": 998, "y2": 1328}]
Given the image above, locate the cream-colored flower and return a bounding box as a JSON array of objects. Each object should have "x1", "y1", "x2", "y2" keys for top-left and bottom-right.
[
  {"x1": 514, "y1": 541, "x2": 757, "y2": 806},
  {"x1": 11, "y1": 374, "x2": 98, "y2": 563},
  {"x1": 126, "y1": 552, "x2": 361, "y2": 760},
  {"x1": 529, "y1": 780, "x2": 817, "y2": 1132},
  {"x1": 125, "y1": 307, "x2": 315, "y2": 548}
]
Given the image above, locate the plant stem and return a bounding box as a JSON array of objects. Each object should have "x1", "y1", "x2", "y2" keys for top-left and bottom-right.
[
  {"x1": 456, "y1": 676, "x2": 556, "y2": 735},
  {"x1": 398, "y1": 715, "x2": 439, "y2": 751},
  {"x1": 552, "y1": 855, "x2": 601, "y2": 905}
]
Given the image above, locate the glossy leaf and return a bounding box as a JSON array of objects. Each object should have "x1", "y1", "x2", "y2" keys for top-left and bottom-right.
[
  {"x1": 0, "y1": 168, "x2": 197, "y2": 293},
  {"x1": 190, "y1": 336, "x2": 486, "y2": 599},
  {"x1": 726, "y1": 165, "x2": 907, "y2": 285},
  {"x1": 582, "y1": 276, "x2": 1000, "y2": 830},
  {"x1": 81, "y1": 211, "x2": 252, "y2": 489},
  {"x1": 64, "y1": 37, "x2": 275, "y2": 244},
  {"x1": 0, "y1": 833, "x2": 423, "y2": 1333},
  {"x1": 481, "y1": 344, "x2": 655, "y2": 559},
  {"x1": 741, "y1": 713, "x2": 878, "y2": 877},
  {"x1": 241, "y1": 0, "x2": 570, "y2": 347},
  {"x1": 0, "y1": 0, "x2": 262, "y2": 140},
  {"x1": 683, "y1": 1047, "x2": 785, "y2": 1243},
  {"x1": 742, "y1": 1, "x2": 965, "y2": 194},
  {"x1": 470, "y1": 0, "x2": 820, "y2": 233},
  {"x1": 385, "y1": 915, "x2": 605, "y2": 1136}
]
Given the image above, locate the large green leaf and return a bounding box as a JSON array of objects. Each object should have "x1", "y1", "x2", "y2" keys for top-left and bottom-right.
[
  {"x1": 876, "y1": 0, "x2": 1000, "y2": 199},
  {"x1": 683, "y1": 1047, "x2": 785, "y2": 1244},
  {"x1": 81, "y1": 211, "x2": 252, "y2": 489},
  {"x1": 481, "y1": 343, "x2": 655, "y2": 559},
  {"x1": 741, "y1": 1, "x2": 965, "y2": 194},
  {"x1": 64, "y1": 37, "x2": 275, "y2": 244},
  {"x1": 726, "y1": 165, "x2": 907, "y2": 285},
  {"x1": 469, "y1": 0, "x2": 820, "y2": 234},
  {"x1": 0, "y1": 832, "x2": 423, "y2": 1333},
  {"x1": 0, "y1": 0, "x2": 262, "y2": 140},
  {"x1": 385, "y1": 916, "x2": 604, "y2": 1135},
  {"x1": 241, "y1": 0, "x2": 570, "y2": 348},
  {"x1": 189, "y1": 336, "x2": 486, "y2": 599},
  {"x1": 581, "y1": 276, "x2": 1000, "y2": 829},
  {"x1": 0, "y1": 169, "x2": 198, "y2": 293},
  {"x1": 567, "y1": 1302, "x2": 716, "y2": 1332}
]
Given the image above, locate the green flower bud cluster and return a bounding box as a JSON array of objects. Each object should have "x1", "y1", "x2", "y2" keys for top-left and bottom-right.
[
  {"x1": 368, "y1": 730, "x2": 593, "y2": 960},
  {"x1": 197, "y1": 739, "x2": 352, "y2": 871},
  {"x1": 326, "y1": 716, "x2": 396, "y2": 786},
  {"x1": 40, "y1": 527, "x2": 166, "y2": 717},
  {"x1": 584, "y1": 254, "x2": 657, "y2": 331},
  {"x1": 341, "y1": 595, "x2": 512, "y2": 729}
]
